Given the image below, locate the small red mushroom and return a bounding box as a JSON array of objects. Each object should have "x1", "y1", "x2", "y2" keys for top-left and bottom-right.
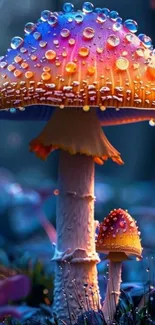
[{"x1": 96, "y1": 208, "x2": 142, "y2": 323}]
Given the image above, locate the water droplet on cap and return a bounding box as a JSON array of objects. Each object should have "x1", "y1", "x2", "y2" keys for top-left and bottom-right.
[
  {"x1": 60, "y1": 28, "x2": 70, "y2": 38},
  {"x1": 11, "y1": 37, "x2": 24, "y2": 50},
  {"x1": 102, "y1": 8, "x2": 110, "y2": 16},
  {"x1": 33, "y1": 31, "x2": 41, "y2": 40},
  {"x1": 41, "y1": 72, "x2": 51, "y2": 80},
  {"x1": 124, "y1": 19, "x2": 138, "y2": 33},
  {"x1": 94, "y1": 8, "x2": 102, "y2": 13},
  {"x1": 113, "y1": 22, "x2": 122, "y2": 32},
  {"x1": 110, "y1": 11, "x2": 119, "y2": 21},
  {"x1": 79, "y1": 47, "x2": 90, "y2": 57},
  {"x1": 24, "y1": 22, "x2": 36, "y2": 34},
  {"x1": 107, "y1": 35, "x2": 120, "y2": 47},
  {"x1": 63, "y1": 2, "x2": 74, "y2": 13},
  {"x1": 82, "y1": 2, "x2": 94, "y2": 13},
  {"x1": 87, "y1": 66, "x2": 96, "y2": 75},
  {"x1": 69, "y1": 38, "x2": 75, "y2": 45},
  {"x1": 96, "y1": 13, "x2": 107, "y2": 23},
  {"x1": 138, "y1": 34, "x2": 152, "y2": 48},
  {"x1": 41, "y1": 10, "x2": 52, "y2": 21},
  {"x1": 83, "y1": 27, "x2": 95, "y2": 39},
  {"x1": 25, "y1": 71, "x2": 34, "y2": 79},
  {"x1": 66, "y1": 62, "x2": 77, "y2": 73},
  {"x1": 136, "y1": 48, "x2": 145, "y2": 57},
  {"x1": 45, "y1": 50, "x2": 56, "y2": 61},
  {"x1": 39, "y1": 40, "x2": 47, "y2": 48},
  {"x1": 116, "y1": 57, "x2": 129, "y2": 70},
  {"x1": 48, "y1": 14, "x2": 58, "y2": 26},
  {"x1": 75, "y1": 13, "x2": 84, "y2": 23}
]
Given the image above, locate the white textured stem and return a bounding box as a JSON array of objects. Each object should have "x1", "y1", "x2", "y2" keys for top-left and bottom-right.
[
  {"x1": 102, "y1": 261, "x2": 122, "y2": 323},
  {"x1": 52, "y1": 151, "x2": 101, "y2": 323}
]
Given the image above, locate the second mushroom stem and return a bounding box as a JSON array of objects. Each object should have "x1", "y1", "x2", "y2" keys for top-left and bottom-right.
[{"x1": 102, "y1": 260, "x2": 122, "y2": 323}]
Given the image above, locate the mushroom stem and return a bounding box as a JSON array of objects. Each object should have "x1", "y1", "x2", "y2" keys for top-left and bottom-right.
[
  {"x1": 102, "y1": 260, "x2": 122, "y2": 323},
  {"x1": 52, "y1": 150, "x2": 101, "y2": 322}
]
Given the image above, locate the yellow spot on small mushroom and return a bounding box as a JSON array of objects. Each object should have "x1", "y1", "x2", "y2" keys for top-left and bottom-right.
[
  {"x1": 45, "y1": 50, "x2": 56, "y2": 61},
  {"x1": 65, "y1": 62, "x2": 77, "y2": 74},
  {"x1": 116, "y1": 57, "x2": 129, "y2": 71}
]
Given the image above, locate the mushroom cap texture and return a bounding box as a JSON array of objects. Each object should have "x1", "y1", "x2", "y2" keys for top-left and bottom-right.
[
  {"x1": 0, "y1": 2, "x2": 155, "y2": 114},
  {"x1": 96, "y1": 208, "x2": 142, "y2": 258}
]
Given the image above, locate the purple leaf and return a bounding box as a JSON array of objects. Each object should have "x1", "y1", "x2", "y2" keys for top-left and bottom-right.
[{"x1": 0, "y1": 275, "x2": 31, "y2": 305}]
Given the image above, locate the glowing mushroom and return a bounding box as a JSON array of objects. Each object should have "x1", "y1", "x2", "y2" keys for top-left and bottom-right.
[
  {"x1": 0, "y1": 1, "x2": 154, "y2": 322},
  {"x1": 96, "y1": 208, "x2": 142, "y2": 323}
]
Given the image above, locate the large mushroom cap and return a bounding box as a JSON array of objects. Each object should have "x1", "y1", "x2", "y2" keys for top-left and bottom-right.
[
  {"x1": 0, "y1": 2, "x2": 155, "y2": 120},
  {"x1": 96, "y1": 208, "x2": 142, "y2": 259}
]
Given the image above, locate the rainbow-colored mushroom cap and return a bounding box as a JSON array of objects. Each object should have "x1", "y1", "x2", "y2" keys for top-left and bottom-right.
[
  {"x1": 96, "y1": 208, "x2": 142, "y2": 259},
  {"x1": 0, "y1": 1, "x2": 155, "y2": 125}
]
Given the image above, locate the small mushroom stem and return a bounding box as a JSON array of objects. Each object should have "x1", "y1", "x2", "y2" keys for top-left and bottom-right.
[
  {"x1": 102, "y1": 260, "x2": 122, "y2": 323},
  {"x1": 52, "y1": 151, "x2": 101, "y2": 322}
]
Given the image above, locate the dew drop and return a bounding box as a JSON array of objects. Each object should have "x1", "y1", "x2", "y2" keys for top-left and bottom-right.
[
  {"x1": 33, "y1": 31, "x2": 41, "y2": 40},
  {"x1": 110, "y1": 11, "x2": 119, "y2": 21},
  {"x1": 116, "y1": 17, "x2": 123, "y2": 24},
  {"x1": 116, "y1": 57, "x2": 129, "y2": 70},
  {"x1": 94, "y1": 8, "x2": 102, "y2": 13},
  {"x1": 39, "y1": 40, "x2": 47, "y2": 48},
  {"x1": 119, "y1": 221, "x2": 126, "y2": 228},
  {"x1": 14, "y1": 69, "x2": 22, "y2": 77},
  {"x1": 112, "y1": 22, "x2": 122, "y2": 32},
  {"x1": 138, "y1": 34, "x2": 152, "y2": 48},
  {"x1": 41, "y1": 10, "x2": 52, "y2": 21},
  {"x1": 63, "y1": 2, "x2": 74, "y2": 13},
  {"x1": 25, "y1": 71, "x2": 34, "y2": 79},
  {"x1": 102, "y1": 8, "x2": 110, "y2": 16},
  {"x1": 60, "y1": 28, "x2": 70, "y2": 38},
  {"x1": 45, "y1": 50, "x2": 56, "y2": 61},
  {"x1": 11, "y1": 36, "x2": 24, "y2": 50},
  {"x1": 107, "y1": 35, "x2": 120, "y2": 47},
  {"x1": 96, "y1": 13, "x2": 107, "y2": 23},
  {"x1": 66, "y1": 62, "x2": 77, "y2": 73},
  {"x1": 83, "y1": 27, "x2": 95, "y2": 39},
  {"x1": 124, "y1": 19, "x2": 138, "y2": 33},
  {"x1": 82, "y1": 2, "x2": 94, "y2": 14},
  {"x1": 41, "y1": 72, "x2": 51, "y2": 81},
  {"x1": 136, "y1": 48, "x2": 145, "y2": 57},
  {"x1": 75, "y1": 13, "x2": 84, "y2": 24},
  {"x1": 69, "y1": 38, "x2": 75, "y2": 45},
  {"x1": 125, "y1": 33, "x2": 140, "y2": 46},
  {"x1": 48, "y1": 14, "x2": 58, "y2": 26},
  {"x1": 7, "y1": 64, "x2": 15, "y2": 72},
  {"x1": 43, "y1": 66, "x2": 51, "y2": 72},
  {"x1": 0, "y1": 61, "x2": 7, "y2": 68},
  {"x1": 79, "y1": 47, "x2": 90, "y2": 57},
  {"x1": 24, "y1": 22, "x2": 36, "y2": 34}
]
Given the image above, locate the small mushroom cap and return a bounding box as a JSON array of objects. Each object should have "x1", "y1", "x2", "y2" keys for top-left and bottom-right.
[
  {"x1": 96, "y1": 208, "x2": 142, "y2": 259},
  {"x1": 0, "y1": 2, "x2": 154, "y2": 115}
]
